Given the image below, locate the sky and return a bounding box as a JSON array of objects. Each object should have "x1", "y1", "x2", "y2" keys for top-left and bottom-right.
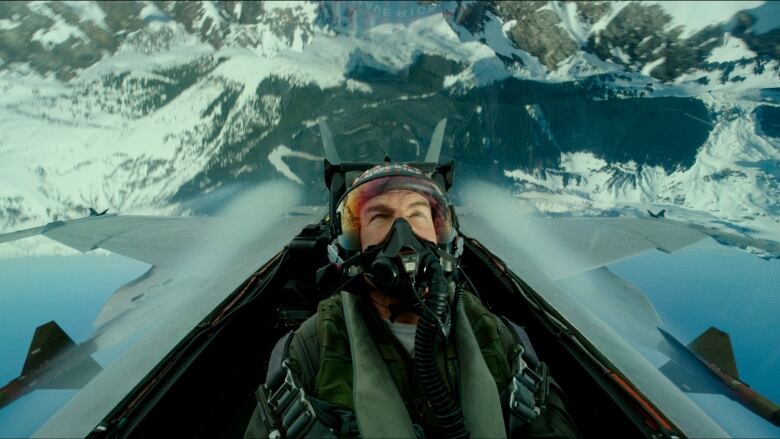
[
  {"x1": 609, "y1": 239, "x2": 780, "y2": 437},
  {"x1": 610, "y1": 239, "x2": 780, "y2": 402},
  {"x1": 0, "y1": 253, "x2": 149, "y2": 438}
]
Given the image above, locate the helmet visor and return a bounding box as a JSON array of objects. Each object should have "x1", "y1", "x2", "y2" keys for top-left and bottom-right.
[{"x1": 337, "y1": 174, "x2": 455, "y2": 251}]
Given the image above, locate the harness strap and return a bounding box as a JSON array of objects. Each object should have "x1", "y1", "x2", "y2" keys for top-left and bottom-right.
[
  {"x1": 255, "y1": 332, "x2": 358, "y2": 439},
  {"x1": 342, "y1": 291, "x2": 419, "y2": 438},
  {"x1": 453, "y1": 302, "x2": 508, "y2": 438},
  {"x1": 497, "y1": 316, "x2": 552, "y2": 434},
  {"x1": 266, "y1": 331, "x2": 295, "y2": 390},
  {"x1": 498, "y1": 315, "x2": 540, "y2": 370}
]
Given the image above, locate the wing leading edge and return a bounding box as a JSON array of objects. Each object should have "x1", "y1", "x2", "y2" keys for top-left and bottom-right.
[{"x1": 0, "y1": 214, "x2": 218, "y2": 267}]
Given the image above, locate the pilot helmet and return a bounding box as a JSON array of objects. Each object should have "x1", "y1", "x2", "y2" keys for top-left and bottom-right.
[{"x1": 335, "y1": 163, "x2": 456, "y2": 252}]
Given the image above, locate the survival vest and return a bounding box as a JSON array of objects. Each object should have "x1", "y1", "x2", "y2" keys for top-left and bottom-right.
[
  {"x1": 246, "y1": 290, "x2": 574, "y2": 439},
  {"x1": 313, "y1": 289, "x2": 514, "y2": 437}
]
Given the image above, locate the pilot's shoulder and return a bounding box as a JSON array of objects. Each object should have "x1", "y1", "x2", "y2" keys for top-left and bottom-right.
[
  {"x1": 460, "y1": 288, "x2": 505, "y2": 332},
  {"x1": 288, "y1": 309, "x2": 324, "y2": 391},
  {"x1": 289, "y1": 293, "x2": 346, "y2": 363},
  {"x1": 461, "y1": 288, "x2": 499, "y2": 322},
  {"x1": 294, "y1": 312, "x2": 319, "y2": 342},
  {"x1": 291, "y1": 293, "x2": 341, "y2": 350},
  {"x1": 316, "y1": 292, "x2": 345, "y2": 321},
  {"x1": 460, "y1": 288, "x2": 516, "y2": 348},
  {"x1": 461, "y1": 288, "x2": 485, "y2": 307},
  {"x1": 318, "y1": 291, "x2": 344, "y2": 307}
]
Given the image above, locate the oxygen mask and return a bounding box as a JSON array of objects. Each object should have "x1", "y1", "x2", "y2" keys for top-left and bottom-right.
[{"x1": 363, "y1": 218, "x2": 439, "y2": 302}]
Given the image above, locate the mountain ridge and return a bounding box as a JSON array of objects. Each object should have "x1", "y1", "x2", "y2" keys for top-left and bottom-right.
[{"x1": 0, "y1": 1, "x2": 777, "y2": 258}]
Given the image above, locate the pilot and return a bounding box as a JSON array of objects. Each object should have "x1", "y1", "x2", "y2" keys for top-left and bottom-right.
[{"x1": 246, "y1": 163, "x2": 578, "y2": 438}]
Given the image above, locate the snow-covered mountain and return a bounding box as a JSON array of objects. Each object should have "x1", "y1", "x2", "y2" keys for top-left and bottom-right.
[
  {"x1": 486, "y1": 1, "x2": 778, "y2": 84},
  {"x1": 0, "y1": 1, "x2": 778, "y2": 258}
]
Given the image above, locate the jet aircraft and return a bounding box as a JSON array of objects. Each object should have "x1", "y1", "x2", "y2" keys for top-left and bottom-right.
[
  {"x1": 647, "y1": 209, "x2": 665, "y2": 219},
  {"x1": 1, "y1": 119, "x2": 778, "y2": 438}
]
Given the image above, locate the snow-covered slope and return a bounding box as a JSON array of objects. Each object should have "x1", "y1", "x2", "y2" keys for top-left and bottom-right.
[
  {"x1": 0, "y1": 4, "x2": 489, "y2": 255},
  {"x1": 482, "y1": 0, "x2": 779, "y2": 86},
  {"x1": 504, "y1": 96, "x2": 780, "y2": 255},
  {"x1": 0, "y1": 1, "x2": 777, "y2": 258}
]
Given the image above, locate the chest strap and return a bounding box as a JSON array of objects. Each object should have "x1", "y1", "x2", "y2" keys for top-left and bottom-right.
[{"x1": 256, "y1": 331, "x2": 357, "y2": 438}]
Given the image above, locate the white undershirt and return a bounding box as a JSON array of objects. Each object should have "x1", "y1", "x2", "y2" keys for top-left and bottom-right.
[{"x1": 383, "y1": 319, "x2": 418, "y2": 356}]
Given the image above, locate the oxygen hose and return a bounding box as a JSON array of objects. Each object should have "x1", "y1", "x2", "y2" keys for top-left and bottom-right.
[{"x1": 414, "y1": 256, "x2": 469, "y2": 439}]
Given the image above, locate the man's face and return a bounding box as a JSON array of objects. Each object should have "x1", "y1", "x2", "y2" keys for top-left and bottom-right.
[{"x1": 359, "y1": 190, "x2": 437, "y2": 250}]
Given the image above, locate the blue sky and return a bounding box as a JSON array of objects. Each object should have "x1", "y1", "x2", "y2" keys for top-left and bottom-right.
[
  {"x1": 0, "y1": 254, "x2": 149, "y2": 437},
  {"x1": 610, "y1": 239, "x2": 780, "y2": 437},
  {"x1": 610, "y1": 239, "x2": 780, "y2": 403}
]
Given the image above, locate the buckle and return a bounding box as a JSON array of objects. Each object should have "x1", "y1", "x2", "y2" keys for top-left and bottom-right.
[
  {"x1": 269, "y1": 368, "x2": 298, "y2": 413},
  {"x1": 509, "y1": 375, "x2": 541, "y2": 422},
  {"x1": 264, "y1": 361, "x2": 317, "y2": 439},
  {"x1": 514, "y1": 346, "x2": 542, "y2": 391},
  {"x1": 509, "y1": 346, "x2": 542, "y2": 423},
  {"x1": 283, "y1": 392, "x2": 317, "y2": 439},
  {"x1": 255, "y1": 384, "x2": 281, "y2": 436}
]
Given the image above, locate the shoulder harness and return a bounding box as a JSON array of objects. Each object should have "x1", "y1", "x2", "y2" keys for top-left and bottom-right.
[
  {"x1": 254, "y1": 329, "x2": 356, "y2": 439},
  {"x1": 254, "y1": 290, "x2": 551, "y2": 438}
]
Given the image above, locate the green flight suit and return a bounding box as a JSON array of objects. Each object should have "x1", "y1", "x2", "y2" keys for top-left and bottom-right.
[{"x1": 245, "y1": 289, "x2": 578, "y2": 438}]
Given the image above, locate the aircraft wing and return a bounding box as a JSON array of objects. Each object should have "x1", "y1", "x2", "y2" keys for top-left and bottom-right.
[
  {"x1": 492, "y1": 216, "x2": 708, "y2": 280},
  {"x1": 456, "y1": 200, "x2": 710, "y2": 281},
  {"x1": 29, "y1": 208, "x2": 319, "y2": 438},
  {"x1": 0, "y1": 185, "x2": 324, "y2": 438},
  {"x1": 458, "y1": 183, "x2": 731, "y2": 437},
  {"x1": 457, "y1": 181, "x2": 779, "y2": 282},
  {"x1": 0, "y1": 214, "x2": 224, "y2": 267}
]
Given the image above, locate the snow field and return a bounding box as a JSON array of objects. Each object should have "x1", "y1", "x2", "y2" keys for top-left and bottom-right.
[{"x1": 1, "y1": 3, "x2": 778, "y2": 257}]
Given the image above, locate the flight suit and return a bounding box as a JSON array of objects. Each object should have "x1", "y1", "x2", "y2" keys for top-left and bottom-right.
[{"x1": 246, "y1": 289, "x2": 578, "y2": 438}]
